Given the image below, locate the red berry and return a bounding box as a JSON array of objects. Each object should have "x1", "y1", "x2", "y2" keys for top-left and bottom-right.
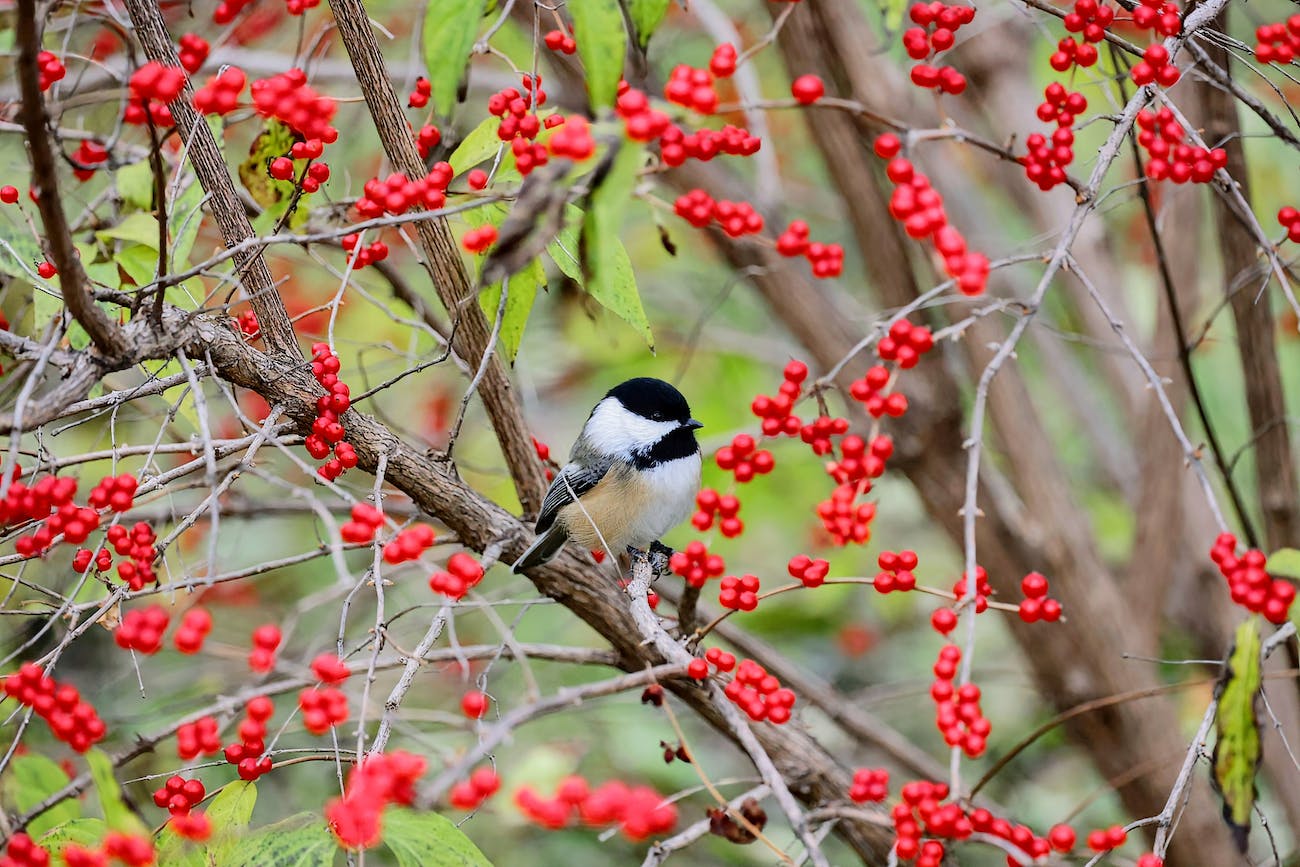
[{"x1": 791, "y1": 74, "x2": 825, "y2": 104}]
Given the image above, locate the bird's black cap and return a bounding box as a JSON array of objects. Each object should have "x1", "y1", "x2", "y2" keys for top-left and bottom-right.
[{"x1": 606, "y1": 377, "x2": 694, "y2": 424}]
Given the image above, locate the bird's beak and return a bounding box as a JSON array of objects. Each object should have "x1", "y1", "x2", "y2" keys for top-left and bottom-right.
[{"x1": 685, "y1": 418, "x2": 704, "y2": 430}]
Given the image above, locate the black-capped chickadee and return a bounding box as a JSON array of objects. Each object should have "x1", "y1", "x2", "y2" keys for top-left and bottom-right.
[{"x1": 512, "y1": 378, "x2": 703, "y2": 572}]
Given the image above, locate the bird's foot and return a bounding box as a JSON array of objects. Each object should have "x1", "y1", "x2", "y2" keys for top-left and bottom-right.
[{"x1": 626, "y1": 544, "x2": 671, "y2": 579}]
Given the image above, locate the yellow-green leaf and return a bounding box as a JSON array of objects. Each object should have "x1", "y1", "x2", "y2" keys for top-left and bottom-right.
[
  {"x1": 464, "y1": 203, "x2": 542, "y2": 361},
  {"x1": 115, "y1": 161, "x2": 155, "y2": 211},
  {"x1": 1213, "y1": 617, "x2": 1262, "y2": 852},
  {"x1": 97, "y1": 212, "x2": 163, "y2": 250},
  {"x1": 1265, "y1": 548, "x2": 1300, "y2": 580},
  {"x1": 218, "y1": 813, "x2": 335, "y2": 867},
  {"x1": 422, "y1": 0, "x2": 487, "y2": 114},
  {"x1": 580, "y1": 144, "x2": 652, "y2": 348},
  {"x1": 6, "y1": 753, "x2": 80, "y2": 837},
  {"x1": 382, "y1": 808, "x2": 493, "y2": 867},
  {"x1": 628, "y1": 0, "x2": 672, "y2": 48},
  {"x1": 158, "y1": 780, "x2": 258, "y2": 867},
  {"x1": 38, "y1": 818, "x2": 106, "y2": 856},
  {"x1": 570, "y1": 0, "x2": 627, "y2": 108},
  {"x1": 86, "y1": 748, "x2": 149, "y2": 836},
  {"x1": 449, "y1": 115, "x2": 503, "y2": 176}
]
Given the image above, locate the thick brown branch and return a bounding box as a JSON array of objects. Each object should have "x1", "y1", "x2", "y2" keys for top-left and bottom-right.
[{"x1": 15, "y1": 0, "x2": 130, "y2": 359}]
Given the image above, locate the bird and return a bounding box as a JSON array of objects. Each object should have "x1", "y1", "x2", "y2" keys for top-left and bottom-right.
[{"x1": 512, "y1": 377, "x2": 703, "y2": 573}]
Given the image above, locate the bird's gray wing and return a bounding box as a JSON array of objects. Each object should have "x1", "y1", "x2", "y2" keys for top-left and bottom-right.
[{"x1": 534, "y1": 457, "x2": 613, "y2": 534}]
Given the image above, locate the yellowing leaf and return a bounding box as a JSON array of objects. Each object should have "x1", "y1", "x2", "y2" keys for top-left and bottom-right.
[{"x1": 1212, "y1": 617, "x2": 1262, "y2": 852}]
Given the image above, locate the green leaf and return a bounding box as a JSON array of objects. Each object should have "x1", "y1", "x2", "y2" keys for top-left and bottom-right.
[
  {"x1": 97, "y1": 212, "x2": 163, "y2": 250},
  {"x1": 116, "y1": 245, "x2": 160, "y2": 287},
  {"x1": 570, "y1": 0, "x2": 627, "y2": 108},
  {"x1": 6, "y1": 754, "x2": 79, "y2": 837},
  {"x1": 85, "y1": 748, "x2": 148, "y2": 837},
  {"x1": 580, "y1": 144, "x2": 652, "y2": 347},
  {"x1": 159, "y1": 781, "x2": 258, "y2": 867},
  {"x1": 382, "y1": 808, "x2": 493, "y2": 867},
  {"x1": 628, "y1": 0, "x2": 672, "y2": 47},
  {"x1": 219, "y1": 814, "x2": 336, "y2": 867},
  {"x1": 449, "y1": 115, "x2": 504, "y2": 176},
  {"x1": 422, "y1": 0, "x2": 487, "y2": 114},
  {"x1": 1265, "y1": 548, "x2": 1300, "y2": 581},
  {"x1": 116, "y1": 161, "x2": 155, "y2": 211},
  {"x1": 464, "y1": 203, "x2": 542, "y2": 362},
  {"x1": 37, "y1": 818, "x2": 106, "y2": 856},
  {"x1": 1213, "y1": 617, "x2": 1262, "y2": 852}
]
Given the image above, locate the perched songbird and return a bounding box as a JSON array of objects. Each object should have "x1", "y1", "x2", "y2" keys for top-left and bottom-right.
[{"x1": 512, "y1": 378, "x2": 703, "y2": 572}]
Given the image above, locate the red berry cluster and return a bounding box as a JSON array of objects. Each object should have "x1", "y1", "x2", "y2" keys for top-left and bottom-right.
[
  {"x1": 341, "y1": 233, "x2": 389, "y2": 268},
  {"x1": 663, "y1": 120, "x2": 760, "y2": 164},
  {"x1": 448, "y1": 767, "x2": 502, "y2": 810},
  {"x1": 124, "y1": 62, "x2": 186, "y2": 126},
  {"x1": 751, "y1": 361, "x2": 806, "y2": 436},
  {"x1": 1086, "y1": 824, "x2": 1129, "y2": 852},
  {"x1": 532, "y1": 436, "x2": 556, "y2": 481},
  {"x1": 177, "y1": 34, "x2": 210, "y2": 73},
  {"x1": 223, "y1": 695, "x2": 274, "y2": 779},
  {"x1": 325, "y1": 751, "x2": 427, "y2": 849},
  {"x1": 1024, "y1": 84, "x2": 1087, "y2": 191},
  {"x1": 615, "y1": 86, "x2": 672, "y2": 142},
  {"x1": 462, "y1": 226, "x2": 499, "y2": 254},
  {"x1": 816, "y1": 482, "x2": 877, "y2": 545},
  {"x1": 1017, "y1": 572, "x2": 1063, "y2": 623},
  {"x1": 514, "y1": 777, "x2": 678, "y2": 841},
  {"x1": 176, "y1": 715, "x2": 222, "y2": 759},
  {"x1": 1052, "y1": 0, "x2": 1112, "y2": 69},
  {"x1": 722, "y1": 658, "x2": 796, "y2": 723},
  {"x1": 931, "y1": 657, "x2": 990, "y2": 756},
  {"x1": 250, "y1": 69, "x2": 338, "y2": 144},
  {"x1": 0, "y1": 833, "x2": 49, "y2": 867},
  {"x1": 875, "y1": 137, "x2": 989, "y2": 294},
  {"x1": 849, "y1": 767, "x2": 889, "y2": 802},
  {"x1": 1132, "y1": 0, "x2": 1182, "y2": 35},
  {"x1": 87, "y1": 472, "x2": 139, "y2": 512},
  {"x1": 704, "y1": 646, "x2": 737, "y2": 672},
  {"x1": 691, "y1": 488, "x2": 743, "y2": 537},
  {"x1": 70, "y1": 140, "x2": 108, "y2": 182},
  {"x1": 340, "y1": 504, "x2": 384, "y2": 543},
  {"x1": 37, "y1": 52, "x2": 66, "y2": 91},
  {"x1": 234, "y1": 309, "x2": 260, "y2": 337},
  {"x1": 800, "y1": 415, "x2": 849, "y2": 455},
  {"x1": 299, "y1": 685, "x2": 349, "y2": 734},
  {"x1": 1255, "y1": 18, "x2": 1300, "y2": 63},
  {"x1": 356, "y1": 163, "x2": 453, "y2": 217},
  {"x1": 718, "y1": 574, "x2": 760, "y2": 611},
  {"x1": 169, "y1": 811, "x2": 213, "y2": 842},
  {"x1": 1136, "y1": 108, "x2": 1226, "y2": 183},
  {"x1": 486, "y1": 76, "x2": 548, "y2": 160},
  {"x1": 192, "y1": 66, "x2": 247, "y2": 115},
  {"x1": 11, "y1": 479, "x2": 103, "y2": 555},
  {"x1": 547, "y1": 115, "x2": 596, "y2": 160},
  {"x1": 248, "y1": 623, "x2": 281, "y2": 673},
  {"x1": 429, "y1": 552, "x2": 485, "y2": 599},
  {"x1": 715, "y1": 434, "x2": 774, "y2": 483},
  {"x1": 665, "y1": 63, "x2": 720, "y2": 114},
  {"x1": 152, "y1": 775, "x2": 205, "y2": 815},
  {"x1": 213, "y1": 0, "x2": 252, "y2": 23},
  {"x1": 2, "y1": 663, "x2": 107, "y2": 752},
  {"x1": 952, "y1": 565, "x2": 992, "y2": 612},
  {"x1": 114, "y1": 604, "x2": 169, "y2": 654},
  {"x1": 105, "y1": 521, "x2": 157, "y2": 590},
  {"x1": 1210, "y1": 533, "x2": 1296, "y2": 624},
  {"x1": 62, "y1": 833, "x2": 154, "y2": 867},
  {"x1": 415, "y1": 123, "x2": 442, "y2": 158},
  {"x1": 460, "y1": 689, "x2": 489, "y2": 718},
  {"x1": 1279, "y1": 206, "x2": 1300, "y2": 243},
  {"x1": 671, "y1": 189, "x2": 765, "y2": 238},
  {"x1": 710, "y1": 42, "x2": 738, "y2": 77},
  {"x1": 881, "y1": 319, "x2": 935, "y2": 369},
  {"x1": 787, "y1": 554, "x2": 830, "y2": 587},
  {"x1": 1137, "y1": 855, "x2": 1165, "y2": 867},
  {"x1": 543, "y1": 28, "x2": 577, "y2": 54},
  {"x1": 311, "y1": 653, "x2": 351, "y2": 684},
  {"x1": 381, "y1": 523, "x2": 436, "y2": 563},
  {"x1": 305, "y1": 343, "x2": 357, "y2": 480},
  {"x1": 874, "y1": 549, "x2": 919, "y2": 593},
  {"x1": 827, "y1": 434, "x2": 891, "y2": 485},
  {"x1": 285, "y1": 0, "x2": 321, "y2": 15},
  {"x1": 71, "y1": 546, "x2": 113, "y2": 574},
  {"x1": 903, "y1": 3, "x2": 975, "y2": 95},
  {"x1": 669, "y1": 541, "x2": 726, "y2": 588},
  {"x1": 889, "y1": 781, "x2": 1058, "y2": 864},
  {"x1": 774, "y1": 219, "x2": 845, "y2": 277},
  {"x1": 1131, "y1": 44, "x2": 1181, "y2": 87}
]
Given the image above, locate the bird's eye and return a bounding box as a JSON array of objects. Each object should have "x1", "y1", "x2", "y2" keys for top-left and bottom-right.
[{"x1": 651, "y1": 412, "x2": 663, "y2": 420}]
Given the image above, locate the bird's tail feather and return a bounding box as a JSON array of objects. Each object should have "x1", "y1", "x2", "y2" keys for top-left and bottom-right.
[{"x1": 512, "y1": 527, "x2": 568, "y2": 573}]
